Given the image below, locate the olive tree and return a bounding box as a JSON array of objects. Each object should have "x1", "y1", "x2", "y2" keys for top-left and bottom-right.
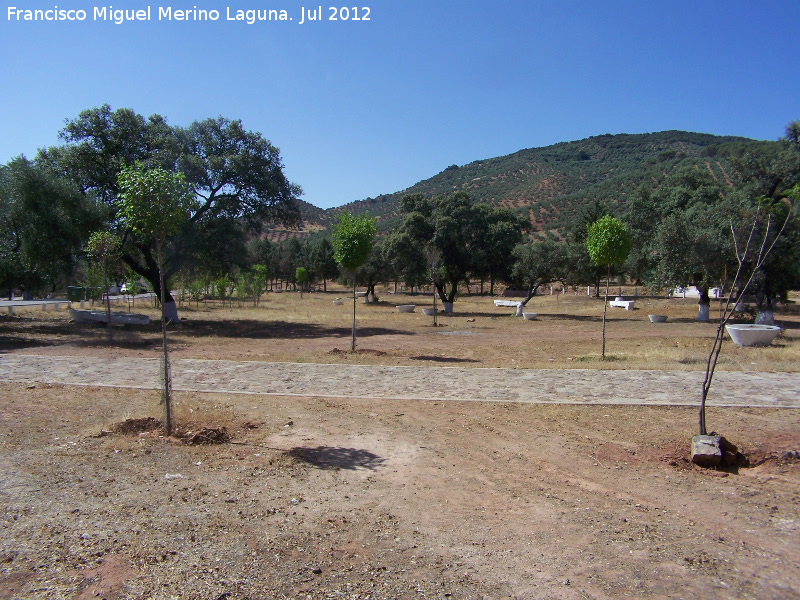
[
  {"x1": 331, "y1": 212, "x2": 377, "y2": 352},
  {"x1": 118, "y1": 163, "x2": 194, "y2": 435},
  {"x1": 586, "y1": 215, "x2": 632, "y2": 360}
]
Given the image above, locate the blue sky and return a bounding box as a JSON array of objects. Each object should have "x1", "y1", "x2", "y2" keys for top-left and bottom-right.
[{"x1": 1, "y1": 0, "x2": 798, "y2": 209}]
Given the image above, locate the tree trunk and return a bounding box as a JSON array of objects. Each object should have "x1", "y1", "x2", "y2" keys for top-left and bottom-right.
[
  {"x1": 351, "y1": 276, "x2": 357, "y2": 352},
  {"x1": 602, "y1": 265, "x2": 610, "y2": 360},
  {"x1": 103, "y1": 269, "x2": 113, "y2": 343},
  {"x1": 157, "y1": 243, "x2": 173, "y2": 436},
  {"x1": 515, "y1": 285, "x2": 537, "y2": 317}
]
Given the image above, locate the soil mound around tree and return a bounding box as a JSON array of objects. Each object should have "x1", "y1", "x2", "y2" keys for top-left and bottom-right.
[{"x1": 111, "y1": 416, "x2": 161, "y2": 435}]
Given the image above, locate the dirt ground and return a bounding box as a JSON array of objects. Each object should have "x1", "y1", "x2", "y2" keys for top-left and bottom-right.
[{"x1": 1, "y1": 289, "x2": 799, "y2": 599}]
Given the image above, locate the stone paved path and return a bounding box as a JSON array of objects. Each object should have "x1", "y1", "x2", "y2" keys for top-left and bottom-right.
[{"x1": 1, "y1": 354, "x2": 799, "y2": 407}]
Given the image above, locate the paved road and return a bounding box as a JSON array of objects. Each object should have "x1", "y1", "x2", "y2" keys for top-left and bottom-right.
[{"x1": 1, "y1": 354, "x2": 798, "y2": 407}]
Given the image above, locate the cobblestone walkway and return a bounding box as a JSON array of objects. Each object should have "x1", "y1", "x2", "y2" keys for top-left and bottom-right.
[{"x1": 2, "y1": 354, "x2": 799, "y2": 407}]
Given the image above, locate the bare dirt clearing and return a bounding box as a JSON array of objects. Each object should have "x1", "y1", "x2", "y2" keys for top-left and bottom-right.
[
  {"x1": 1, "y1": 290, "x2": 799, "y2": 599},
  {"x1": 1, "y1": 384, "x2": 799, "y2": 600}
]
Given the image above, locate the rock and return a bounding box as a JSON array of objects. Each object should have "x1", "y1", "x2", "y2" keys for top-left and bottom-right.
[{"x1": 691, "y1": 435, "x2": 722, "y2": 467}]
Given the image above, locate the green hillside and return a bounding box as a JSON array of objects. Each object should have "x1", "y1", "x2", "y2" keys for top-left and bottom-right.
[{"x1": 293, "y1": 130, "x2": 774, "y2": 237}]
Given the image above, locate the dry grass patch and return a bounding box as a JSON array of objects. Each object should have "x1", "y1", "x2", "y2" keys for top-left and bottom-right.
[{"x1": 2, "y1": 287, "x2": 798, "y2": 371}]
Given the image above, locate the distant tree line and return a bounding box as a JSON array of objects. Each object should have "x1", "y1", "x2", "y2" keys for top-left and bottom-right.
[{"x1": 1, "y1": 107, "x2": 797, "y2": 322}]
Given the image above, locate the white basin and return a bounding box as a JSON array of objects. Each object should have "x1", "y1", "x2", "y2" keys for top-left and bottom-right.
[
  {"x1": 725, "y1": 324, "x2": 781, "y2": 347},
  {"x1": 522, "y1": 312, "x2": 538, "y2": 320},
  {"x1": 396, "y1": 305, "x2": 416, "y2": 313},
  {"x1": 649, "y1": 315, "x2": 668, "y2": 323}
]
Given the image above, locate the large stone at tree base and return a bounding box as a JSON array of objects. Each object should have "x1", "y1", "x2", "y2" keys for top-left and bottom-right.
[{"x1": 692, "y1": 435, "x2": 722, "y2": 467}]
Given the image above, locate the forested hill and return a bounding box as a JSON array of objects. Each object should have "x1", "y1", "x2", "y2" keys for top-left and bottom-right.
[{"x1": 291, "y1": 130, "x2": 772, "y2": 238}]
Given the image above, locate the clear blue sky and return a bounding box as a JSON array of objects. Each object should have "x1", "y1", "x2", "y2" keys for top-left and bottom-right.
[{"x1": 2, "y1": 0, "x2": 798, "y2": 209}]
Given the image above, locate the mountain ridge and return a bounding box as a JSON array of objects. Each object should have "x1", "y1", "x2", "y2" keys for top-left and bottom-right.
[{"x1": 280, "y1": 130, "x2": 769, "y2": 240}]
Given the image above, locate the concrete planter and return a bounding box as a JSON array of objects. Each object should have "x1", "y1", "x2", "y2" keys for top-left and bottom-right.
[
  {"x1": 648, "y1": 315, "x2": 668, "y2": 323},
  {"x1": 422, "y1": 307, "x2": 436, "y2": 316},
  {"x1": 725, "y1": 324, "x2": 781, "y2": 347},
  {"x1": 522, "y1": 312, "x2": 538, "y2": 320},
  {"x1": 396, "y1": 305, "x2": 416, "y2": 313}
]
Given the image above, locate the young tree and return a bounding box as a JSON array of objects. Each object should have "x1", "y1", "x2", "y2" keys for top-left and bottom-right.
[
  {"x1": 117, "y1": 163, "x2": 194, "y2": 435},
  {"x1": 331, "y1": 212, "x2": 377, "y2": 351},
  {"x1": 586, "y1": 215, "x2": 632, "y2": 360},
  {"x1": 295, "y1": 266, "x2": 308, "y2": 298},
  {"x1": 424, "y1": 245, "x2": 442, "y2": 326},
  {"x1": 698, "y1": 188, "x2": 796, "y2": 440},
  {"x1": 85, "y1": 230, "x2": 121, "y2": 342}
]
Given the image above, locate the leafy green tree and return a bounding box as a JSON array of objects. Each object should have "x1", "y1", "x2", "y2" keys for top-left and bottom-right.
[
  {"x1": 303, "y1": 237, "x2": 340, "y2": 292},
  {"x1": 510, "y1": 240, "x2": 568, "y2": 316},
  {"x1": 728, "y1": 121, "x2": 800, "y2": 321},
  {"x1": 564, "y1": 199, "x2": 609, "y2": 296},
  {"x1": 472, "y1": 204, "x2": 529, "y2": 294},
  {"x1": 85, "y1": 230, "x2": 121, "y2": 341},
  {"x1": 586, "y1": 215, "x2": 632, "y2": 360},
  {"x1": 354, "y1": 241, "x2": 394, "y2": 303},
  {"x1": 118, "y1": 163, "x2": 194, "y2": 435},
  {"x1": 295, "y1": 266, "x2": 308, "y2": 298},
  {"x1": 393, "y1": 192, "x2": 526, "y2": 310},
  {"x1": 331, "y1": 212, "x2": 377, "y2": 351},
  {"x1": 38, "y1": 105, "x2": 300, "y2": 315},
  {"x1": 250, "y1": 264, "x2": 269, "y2": 306},
  {"x1": 0, "y1": 157, "x2": 103, "y2": 296}
]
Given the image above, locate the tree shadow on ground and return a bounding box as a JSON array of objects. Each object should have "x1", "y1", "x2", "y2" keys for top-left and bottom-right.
[
  {"x1": 408, "y1": 355, "x2": 479, "y2": 363},
  {"x1": 175, "y1": 319, "x2": 412, "y2": 340},
  {"x1": 0, "y1": 320, "x2": 158, "y2": 351},
  {"x1": 536, "y1": 313, "x2": 604, "y2": 322},
  {"x1": 0, "y1": 334, "x2": 58, "y2": 352},
  {"x1": 287, "y1": 446, "x2": 386, "y2": 470}
]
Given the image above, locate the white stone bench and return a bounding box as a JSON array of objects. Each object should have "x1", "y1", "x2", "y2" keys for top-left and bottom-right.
[
  {"x1": 609, "y1": 299, "x2": 635, "y2": 310},
  {"x1": 494, "y1": 300, "x2": 521, "y2": 307}
]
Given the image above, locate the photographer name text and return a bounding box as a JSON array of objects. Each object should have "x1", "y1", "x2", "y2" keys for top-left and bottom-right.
[{"x1": 7, "y1": 5, "x2": 371, "y2": 25}]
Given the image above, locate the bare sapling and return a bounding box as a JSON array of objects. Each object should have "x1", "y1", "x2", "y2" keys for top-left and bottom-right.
[{"x1": 699, "y1": 193, "x2": 795, "y2": 436}]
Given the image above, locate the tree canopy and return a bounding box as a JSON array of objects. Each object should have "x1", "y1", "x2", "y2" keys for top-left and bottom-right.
[
  {"x1": 0, "y1": 157, "x2": 104, "y2": 295},
  {"x1": 390, "y1": 192, "x2": 528, "y2": 305},
  {"x1": 37, "y1": 104, "x2": 301, "y2": 305},
  {"x1": 586, "y1": 215, "x2": 632, "y2": 268},
  {"x1": 331, "y1": 212, "x2": 377, "y2": 272}
]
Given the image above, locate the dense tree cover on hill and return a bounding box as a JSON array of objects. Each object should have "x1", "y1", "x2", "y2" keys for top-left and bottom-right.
[{"x1": 309, "y1": 130, "x2": 757, "y2": 234}]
